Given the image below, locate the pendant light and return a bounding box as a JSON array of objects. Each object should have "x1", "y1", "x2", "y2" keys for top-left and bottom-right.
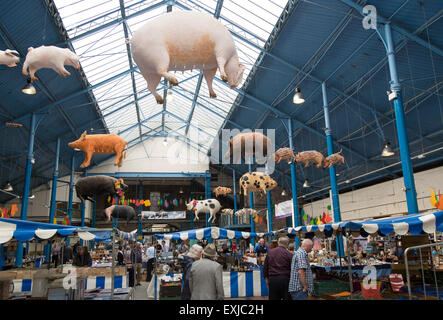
[
  {"x1": 22, "y1": 78, "x2": 36, "y2": 95},
  {"x1": 166, "y1": 91, "x2": 174, "y2": 103},
  {"x1": 3, "y1": 182, "x2": 13, "y2": 192},
  {"x1": 281, "y1": 189, "x2": 286, "y2": 196},
  {"x1": 293, "y1": 87, "x2": 305, "y2": 104},
  {"x1": 163, "y1": 138, "x2": 168, "y2": 146},
  {"x1": 381, "y1": 141, "x2": 395, "y2": 157},
  {"x1": 303, "y1": 179, "x2": 311, "y2": 188}
]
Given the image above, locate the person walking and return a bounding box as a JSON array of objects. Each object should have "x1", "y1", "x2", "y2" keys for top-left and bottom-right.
[
  {"x1": 52, "y1": 241, "x2": 61, "y2": 268},
  {"x1": 117, "y1": 246, "x2": 124, "y2": 266},
  {"x1": 131, "y1": 242, "x2": 143, "y2": 286},
  {"x1": 145, "y1": 242, "x2": 156, "y2": 282},
  {"x1": 289, "y1": 239, "x2": 314, "y2": 300},
  {"x1": 263, "y1": 236, "x2": 293, "y2": 300},
  {"x1": 62, "y1": 243, "x2": 74, "y2": 264},
  {"x1": 181, "y1": 244, "x2": 203, "y2": 300},
  {"x1": 189, "y1": 243, "x2": 224, "y2": 300}
]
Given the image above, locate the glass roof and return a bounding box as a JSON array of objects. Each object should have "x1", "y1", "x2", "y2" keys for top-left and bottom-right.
[{"x1": 54, "y1": 0, "x2": 288, "y2": 152}]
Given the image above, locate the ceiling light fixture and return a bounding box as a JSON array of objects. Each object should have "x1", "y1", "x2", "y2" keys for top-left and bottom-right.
[
  {"x1": 166, "y1": 91, "x2": 174, "y2": 103},
  {"x1": 303, "y1": 179, "x2": 311, "y2": 188},
  {"x1": 163, "y1": 138, "x2": 168, "y2": 147},
  {"x1": 381, "y1": 141, "x2": 395, "y2": 157},
  {"x1": 281, "y1": 189, "x2": 286, "y2": 196},
  {"x1": 3, "y1": 182, "x2": 13, "y2": 192},
  {"x1": 22, "y1": 78, "x2": 36, "y2": 95},
  {"x1": 293, "y1": 87, "x2": 305, "y2": 104}
]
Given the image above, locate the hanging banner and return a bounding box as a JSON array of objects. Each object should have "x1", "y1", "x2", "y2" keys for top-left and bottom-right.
[
  {"x1": 140, "y1": 211, "x2": 186, "y2": 220},
  {"x1": 274, "y1": 200, "x2": 293, "y2": 219}
]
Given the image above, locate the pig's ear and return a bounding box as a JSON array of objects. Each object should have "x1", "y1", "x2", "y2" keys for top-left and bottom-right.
[
  {"x1": 80, "y1": 131, "x2": 87, "y2": 139},
  {"x1": 28, "y1": 47, "x2": 34, "y2": 52}
]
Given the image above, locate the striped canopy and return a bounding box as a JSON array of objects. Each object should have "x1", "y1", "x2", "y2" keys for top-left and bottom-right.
[
  {"x1": 117, "y1": 229, "x2": 137, "y2": 241},
  {"x1": 281, "y1": 211, "x2": 443, "y2": 237},
  {"x1": 0, "y1": 218, "x2": 111, "y2": 244},
  {"x1": 154, "y1": 227, "x2": 273, "y2": 241}
]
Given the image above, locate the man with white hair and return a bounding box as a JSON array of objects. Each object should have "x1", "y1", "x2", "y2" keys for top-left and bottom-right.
[
  {"x1": 289, "y1": 238, "x2": 314, "y2": 300},
  {"x1": 180, "y1": 244, "x2": 203, "y2": 300}
]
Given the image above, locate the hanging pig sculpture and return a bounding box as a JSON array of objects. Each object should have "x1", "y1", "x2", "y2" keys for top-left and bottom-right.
[
  {"x1": 295, "y1": 150, "x2": 325, "y2": 168},
  {"x1": 0, "y1": 49, "x2": 20, "y2": 67},
  {"x1": 75, "y1": 175, "x2": 128, "y2": 203},
  {"x1": 274, "y1": 147, "x2": 296, "y2": 164},
  {"x1": 103, "y1": 205, "x2": 136, "y2": 225},
  {"x1": 186, "y1": 199, "x2": 221, "y2": 224},
  {"x1": 68, "y1": 131, "x2": 128, "y2": 168},
  {"x1": 322, "y1": 149, "x2": 345, "y2": 168},
  {"x1": 22, "y1": 45, "x2": 80, "y2": 81},
  {"x1": 130, "y1": 11, "x2": 245, "y2": 104},
  {"x1": 224, "y1": 132, "x2": 272, "y2": 161},
  {"x1": 239, "y1": 172, "x2": 277, "y2": 196},
  {"x1": 214, "y1": 186, "x2": 232, "y2": 197}
]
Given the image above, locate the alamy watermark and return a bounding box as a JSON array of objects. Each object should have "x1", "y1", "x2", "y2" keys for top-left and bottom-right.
[{"x1": 362, "y1": 5, "x2": 377, "y2": 30}]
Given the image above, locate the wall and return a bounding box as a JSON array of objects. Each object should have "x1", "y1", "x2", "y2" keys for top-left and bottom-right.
[
  {"x1": 87, "y1": 137, "x2": 210, "y2": 174},
  {"x1": 302, "y1": 166, "x2": 443, "y2": 222}
]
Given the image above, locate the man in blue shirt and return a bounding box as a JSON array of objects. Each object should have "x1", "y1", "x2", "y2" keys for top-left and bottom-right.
[
  {"x1": 254, "y1": 238, "x2": 269, "y2": 257},
  {"x1": 289, "y1": 238, "x2": 314, "y2": 300}
]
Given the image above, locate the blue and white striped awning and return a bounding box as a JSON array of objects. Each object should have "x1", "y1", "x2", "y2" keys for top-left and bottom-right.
[
  {"x1": 154, "y1": 227, "x2": 272, "y2": 240},
  {"x1": 0, "y1": 218, "x2": 111, "y2": 244},
  {"x1": 281, "y1": 211, "x2": 443, "y2": 237},
  {"x1": 117, "y1": 229, "x2": 137, "y2": 241}
]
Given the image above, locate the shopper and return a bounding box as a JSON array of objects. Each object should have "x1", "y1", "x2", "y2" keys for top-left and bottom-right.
[
  {"x1": 73, "y1": 246, "x2": 92, "y2": 267},
  {"x1": 178, "y1": 239, "x2": 190, "y2": 254},
  {"x1": 63, "y1": 243, "x2": 74, "y2": 264},
  {"x1": 189, "y1": 243, "x2": 224, "y2": 300},
  {"x1": 289, "y1": 239, "x2": 314, "y2": 300},
  {"x1": 288, "y1": 242, "x2": 295, "y2": 253},
  {"x1": 131, "y1": 242, "x2": 143, "y2": 286},
  {"x1": 123, "y1": 246, "x2": 131, "y2": 265},
  {"x1": 181, "y1": 244, "x2": 203, "y2": 300},
  {"x1": 161, "y1": 240, "x2": 169, "y2": 253},
  {"x1": 145, "y1": 242, "x2": 156, "y2": 282},
  {"x1": 52, "y1": 241, "x2": 61, "y2": 268},
  {"x1": 254, "y1": 238, "x2": 269, "y2": 257},
  {"x1": 117, "y1": 246, "x2": 124, "y2": 266},
  {"x1": 263, "y1": 236, "x2": 292, "y2": 300}
]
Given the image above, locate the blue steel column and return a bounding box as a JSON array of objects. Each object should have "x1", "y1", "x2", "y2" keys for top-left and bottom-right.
[
  {"x1": 384, "y1": 23, "x2": 419, "y2": 214},
  {"x1": 248, "y1": 157, "x2": 255, "y2": 246},
  {"x1": 190, "y1": 181, "x2": 194, "y2": 229},
  {"x1": 80, "y1": 171, "x2": 86, "y2": 246},
  {"x1": 138, "y1": 180, "x2": 143, "y2": 243},
  {"x1": 233, "y1": 170, "x2": 238, "y2": 225},
  {"x1": 65, "y1": 154, "x2": 75, "y2": 246},
  {"x1": 45, "y1": 138, "x2": 60, "y2": 261},
  {"x1": 266, "y1": 191, "x2": 273, "y2": 233},
  {"x1": 205, "y1": 170, "x2": 211, "y2": 228},
  {"x1": 90, "y1": 196, "x2": 97, "y2": 251},
  {"x1": 288, "y1": 119, "x2": 300, "y2": 247},
  {"x1": 15, "y1": 113, "x2": 36, "y2": 267},
  {"x1": 322, "y1": 82, "x2": 344, "y2": 257}
]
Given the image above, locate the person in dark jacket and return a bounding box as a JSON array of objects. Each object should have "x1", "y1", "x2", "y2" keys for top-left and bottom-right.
[
  {"x1": 117, "y1": 246, "x2": 124, "y2": 266},
  {"x1": 63, "y1": 243, "x2": 74, "y2": 264},
  {"x1": 73, "y1": 246, "x2": 92, "y2": 267},
  {"x1": 131, "y1": 242, "x2": 143, "y2": 286},
  {"x1": 181, "y1": 244, "x2": 203, "y2": 300}
]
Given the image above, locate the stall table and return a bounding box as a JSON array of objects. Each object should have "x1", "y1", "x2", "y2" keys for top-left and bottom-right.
[{"x1": 312, "y1": 264, "x2": 392, "y2": 278}]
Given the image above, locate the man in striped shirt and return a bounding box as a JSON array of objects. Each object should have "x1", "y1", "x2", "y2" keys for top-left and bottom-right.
[{"x1": 289, "y1": 238, "x2": 314, "y2": 300}]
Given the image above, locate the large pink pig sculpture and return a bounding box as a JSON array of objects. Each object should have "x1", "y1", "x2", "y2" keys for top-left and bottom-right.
[
  {"x1": 130, "y1": 11, "x2": 245, "y2": 104},
  {"x1": 22, "y1": 45, "x2": 80, "y2": 81}
]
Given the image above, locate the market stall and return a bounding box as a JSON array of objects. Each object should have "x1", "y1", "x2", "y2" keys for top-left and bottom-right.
[
  {"x1": 0, "y1": 217, "x2": 131, "y2": 300},
  {"x1": 276, "y1": 211, "x2": 443, "y2": 299},
  {"x1": 148, "y1": 227, "x2": 272, "y2": 299}
]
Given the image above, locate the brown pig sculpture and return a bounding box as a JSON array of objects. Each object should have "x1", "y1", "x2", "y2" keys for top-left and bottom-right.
[
  {"x1": 214, "y1": 186, "x2": 232, "y2": 197},
  {"x1": 224, "y1": 132, "x2": 272, "y2": 161},
  {"x1": 295, "y1": 150, "x2": 325, "y2": 168},
  {"x1": 323, "y1": 149, "x2": 345, "y2": 168},
  {"x1": 68, "y1": 131, "x2": 128, "y2": 168},
  {"x1": 274, "y1": 147, "x2": 296, "y2": 164}
]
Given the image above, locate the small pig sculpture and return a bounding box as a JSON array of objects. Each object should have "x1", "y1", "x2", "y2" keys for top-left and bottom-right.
[
  {"x1": 239, "y1": 172, "x2": 277, "y2": 196},
  {"x1": 274, "y1": 147, "x2": 296, "y2": 164},
  {"x1": 323, "y1": 149, "x2": 345, "y2": 168},
  {"x1": 0, "y1": 49, "x2": 20, "y2": 67},
  {"x1": 295, "y1": 150, "x2": 325, "y2": 168},
  {"x1": 68, "y1": 131, "x2": 128, "y2": 168},
  {"x1": 130, "y1": 11, "x2": 245, "y2": 104},
  {"x1": 22, "y1": 45, "x2": 80, "y2": 80},
  {"x1": 186, "y1": 199, "x2": 221, "y2": 223},
  {"x1": 225, "y1": 132, "x2": 272, "y2": 162},
  {"x1": 214, "y1": 186, "x2": 232, "y2": 197},
  {"x1": 221, "y1": 208, "x2": 234, "y2": 216},
  {"x1": 75, "y1": 175, "x2": 128, "y2": 203},
  {"x1": 234, "y1": 208, "x2": 257, "y2": 217},
  {"x1": 103, "y1": 205, "x2": 136, "y2": 225}
]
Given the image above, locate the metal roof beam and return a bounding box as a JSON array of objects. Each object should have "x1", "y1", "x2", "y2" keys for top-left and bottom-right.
[
  {"x1": 164, "y1": 110, "x2": 215, "y2": 140},
  {"x1": 119, "y1": 0, "x2": 143, "y2": 143},
  {"x1": 339, "y1": 0, "x2": 443, "y2": 57}
]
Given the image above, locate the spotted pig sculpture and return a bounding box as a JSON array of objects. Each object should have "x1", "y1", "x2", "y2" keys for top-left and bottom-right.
[
  {"x1": 214, "y1": 186, "x2": 232, "y2": 197},
  {"x1": 75, "y1": 175, "x2": 128, "y2": 203},
  {"x1": 274, "y1": 147, "x2": 296, "y2": 164},
  {"x1": 0, "y1": 49, "x2": 20, "y2": 67},
  {"x1": 295, "y1": 150, "x2": 325, "y2": 168},
  {"x1": 234, "y1": 208, "x2": 257, "y2": 217},
  {"x1": 104, "y1": 205, "x2": 136, "y2": 225},
  {"x1": 239, "y1": 172, "x2": 277, "y2": 196},
  {"x1": 186, "y1": 199, "x2": 221, "y2": 224},
  {"x1": 68, "y1": 131, "x2": 128, "y2": 168},
  {"x1": 225, "y1": 132, "x2": 272, "y2": 161},
  {"x1": 130, "y1": 11, "x2": 245, "y2": 104},
  {"x1": 22, "y1": 45, "x2": 80, "y2": 81},
  {"x1": 323, "y1": 149, "x2": 345, "y2": 168}
]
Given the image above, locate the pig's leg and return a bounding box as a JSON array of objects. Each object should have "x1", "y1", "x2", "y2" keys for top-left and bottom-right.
[
  {"x1": 29, "y1": 67, "x2": 39, "y2": 81},
  {"x1": 215, "y1": 56, "x2": 228, "y2": 82},
  {"x1": 146, "y1": 73, "x2": 163, "y2": 104},
  {"x1": 80, "y1": 151, "x2": 93, "y2": 168},
  {"x1": 203, "y1": 68, "x2": 217, "y2": 98},
  {"x1": 56, "y1": 65, "x2": 71, "y2": 78}
]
